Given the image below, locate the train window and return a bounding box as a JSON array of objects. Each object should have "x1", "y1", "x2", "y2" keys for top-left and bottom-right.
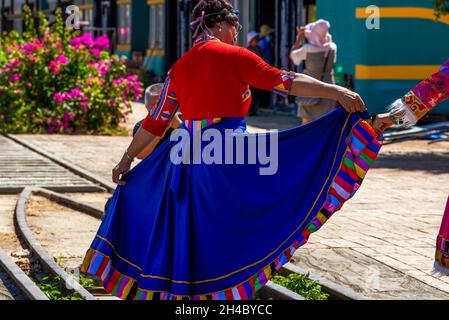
[
  {"x1": 46, "y1": 0, "x2": 57, "y2": 11},
  {"x1": 118, "y1": 3, "x2": 131, "y2": 44},
  {"x1": 82, "y1": 8, "x2": 92, "y2": 26},
  {"x1": 148, "y1": 2, "x2": 165, "y2": 50}
]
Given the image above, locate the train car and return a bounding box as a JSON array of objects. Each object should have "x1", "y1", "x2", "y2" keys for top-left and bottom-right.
[
  {"x1": 4, "y1": 0, "x2": 446, "y2": 116},
  {"x1": 0, "y1": 0, "x2": 313, "y2": 77},
  {"x1": 317, "y1": 0, "x2": 449, "y2": 115}
]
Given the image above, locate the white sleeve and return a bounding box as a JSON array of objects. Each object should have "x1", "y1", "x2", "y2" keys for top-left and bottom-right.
[
  {"x1": 290, "y1": 45, "x2": 308, "y2": 66},
  {"x1": 333, "y1": 43, "x2": 337, "y2": 63}
]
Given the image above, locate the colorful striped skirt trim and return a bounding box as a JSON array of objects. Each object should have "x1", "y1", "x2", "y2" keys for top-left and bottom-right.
[{"x1": 183, "y1": 118, "x2": 222, "y2": 132}]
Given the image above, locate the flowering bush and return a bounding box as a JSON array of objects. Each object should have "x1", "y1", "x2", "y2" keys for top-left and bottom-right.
[{"x1": 0, "y1": 6, "x2": 143, "y2": 134}]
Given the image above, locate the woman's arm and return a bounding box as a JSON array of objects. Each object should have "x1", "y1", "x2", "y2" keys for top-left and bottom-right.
[
  {"x1": 136, "y1": 113, "x2": 183, "y2": 160},
  {"x1": 291, "y1": 26, "x2": 305, "y2": 51},
  {"x1": 112, "y1": 127, "x2": 156, "y2": 186},
  {"x1": 290, "y1": 26, "x2": 306, "y2": 66},
  {"x1": 231, "y1": 48, "x2": 365, "y2": 113},
  {"x1": 290, "y1": 73, "x2": 366, "y2": 113}
]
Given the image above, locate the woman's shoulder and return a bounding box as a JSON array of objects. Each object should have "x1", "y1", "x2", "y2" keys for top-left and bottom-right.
[{"x1": 206, "y1": 40, "x2": 242, "y2": 54}]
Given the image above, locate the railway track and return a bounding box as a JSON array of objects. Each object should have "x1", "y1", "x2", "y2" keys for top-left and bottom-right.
[
  {"x1": 0, "y1": 134, "x2": 363, "y2": 300},
  {"x1": 0, "y1": 248, "x2": 48, "y2": 300}
]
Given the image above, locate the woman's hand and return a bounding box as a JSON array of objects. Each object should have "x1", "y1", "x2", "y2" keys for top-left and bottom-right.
[
  {"x1": 373, "y1": 113, "x2": 395, "y2": 133},
  {"x1": 112, "y1": 156, "x2": 132, "y2": 186},
  {"x1": 296, "y1": 26, "x2": 305, "y2": 42},
  {"x1": 333, "y1": 86, "x2": 366, "y2": 113}
]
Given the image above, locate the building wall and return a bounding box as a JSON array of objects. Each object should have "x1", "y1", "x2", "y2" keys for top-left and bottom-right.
[{"x1": 317, "y1": 0, "x2": 449, "y2": 114}]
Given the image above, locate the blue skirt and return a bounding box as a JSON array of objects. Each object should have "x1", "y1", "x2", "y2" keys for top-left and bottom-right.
[{"x1": 81, "y1": 107, "x2": 382, "y2": 300}]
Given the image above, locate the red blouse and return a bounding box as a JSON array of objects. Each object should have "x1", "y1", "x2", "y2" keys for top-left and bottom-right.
[{"x1": 142, "y1": 36, "x2": 295, "y2": 136}]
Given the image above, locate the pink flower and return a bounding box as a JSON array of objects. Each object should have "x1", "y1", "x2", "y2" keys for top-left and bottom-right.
[
  {"x1": 49, "y1": 61, "x2": 60, "y2": 73},
  {"x1": 58, "y1": 54, "x2": 69, "y2": 65},
  {"x1": 80, "y1": 101, "x2": 88, "y2": 111},
  {"x1": 91, "y1": 48, "x2": 101, "y2": 57},
  {"x1": 113, "y1": 78, "x2": 126, "y2": 86},
  {"x1": 54, "y1": 92, "x2": 65, "y2": 104},
  {"x1": 63, "y1": 112, "x2": 74, "y2": 123},
  {"x1": 6, "y1": 58, "x2": 21, "y2": 70},
  {"x1": 108, "y1": 99, "x2": 115, "y2": 107},
  {"x1": 26, "y1": 54, "x2": 37, "y2": 63},
  {"x1": 23, "y1": 43, "x2": 35, "y2": 52},
  {"x1": 94, "y1": 35, "x2": 110, "y2": 51},
  {"x1": 80, "y1": 33, "x2": 94, "y2": 47},
  {"x1": 10, "y1": 74, "x2": 20, "y2": 83},
  {"x1": 69, "y1": 88, "x2": 83, "y2": 98},
  {"x1": 69, "y1": 37, "x2": 81, "y2": 49}
]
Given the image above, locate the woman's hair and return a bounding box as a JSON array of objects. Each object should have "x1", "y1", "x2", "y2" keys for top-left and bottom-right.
[{"x1": 191, "y1": 0, "x2": 239, "y2": 32}]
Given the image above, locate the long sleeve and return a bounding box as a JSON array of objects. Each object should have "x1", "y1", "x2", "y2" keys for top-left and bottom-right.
[
  {"x1": 141, "y1": 71, "x2": 179, "y2": 136},
  {"x1": 230, "y1": 47, "x2": 295, "y2": 98},
  {"x1": 290, "y1": 45, "x2": 308, "y2": 66},
  {"x1": 389, "y1": 59, "x2": 449, "y2": 126}
]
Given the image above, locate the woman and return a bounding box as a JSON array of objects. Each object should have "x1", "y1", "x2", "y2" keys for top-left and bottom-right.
[
  {"x1": 290, "y1": 20, "x2": 338, "y2": 125},
  {"x1": 374, "y1": 58, "x2": 449, "y2": 273},
  {"x1": 81, "y1": 0, "x2": 377, "y2": 300}
]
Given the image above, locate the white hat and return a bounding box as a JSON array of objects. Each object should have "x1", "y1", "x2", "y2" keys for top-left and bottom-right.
[{"x1": 247, "y1": 31, "x2": 259, "y2": 46}]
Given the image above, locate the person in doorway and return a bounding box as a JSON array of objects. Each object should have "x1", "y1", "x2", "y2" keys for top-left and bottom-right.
[
  {"x1": 258, "y1": 24, "x2": 275, "y2": 65},
  {"x1": 246, "y1": 31, "x2": 264, "y2": 115},
  {"x1": 258, "y1": 25, "x2": 276, "y2": 110}
]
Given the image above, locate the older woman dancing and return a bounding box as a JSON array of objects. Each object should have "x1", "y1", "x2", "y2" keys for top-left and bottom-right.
[{"x1": 80, "y1": 0, "x2": 380, "y2": 300}]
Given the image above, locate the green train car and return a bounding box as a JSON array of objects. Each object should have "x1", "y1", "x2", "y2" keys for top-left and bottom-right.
[
  {"x1": 317, "y1": 0, "x2": 449, "y2": 114},
  {"x1": 2, "y1": 0, "x2": 447, "y2": 115}
]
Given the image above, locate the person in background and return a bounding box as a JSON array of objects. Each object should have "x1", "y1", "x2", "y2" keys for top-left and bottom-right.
[
  {"x1": 133, "y1": 83, "x2": 182, "y2": 159},
  {"x1": 290, "y1": 19, "x2": 338, "y2": 125},
  {"x1": 246, "y1": 31, "x2": 264, "y2": 115},
  {"x1": 258, "y1": 24, "x2": 274, "y2": 65},
  {"x1": 258, "y1": 25, "x2": 275, "y2": 110}
]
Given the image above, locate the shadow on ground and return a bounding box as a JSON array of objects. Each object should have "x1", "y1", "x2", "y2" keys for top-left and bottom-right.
[{"x1": 374, "y1": 152, "x2": 449, "y2": 174}]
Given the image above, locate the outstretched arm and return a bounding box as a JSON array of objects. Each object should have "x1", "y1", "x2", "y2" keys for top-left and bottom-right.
[
  {"x1": 290, "y1": 73, "x2": 366, "y2": 113},
  {"x1": 373, "y1": 58, "x2": 449, "y2": 133},
  {"x1": 232, "y1": 48, "x2": 365, "y2": 113}
]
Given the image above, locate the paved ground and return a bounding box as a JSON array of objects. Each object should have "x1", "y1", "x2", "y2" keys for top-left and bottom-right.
[
  {"x1": 8, "y1": 102, "x2": 449, "y2": 299},
  {"x1": 0, "y1": 136, "x2": 101, "y2": 192}
]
